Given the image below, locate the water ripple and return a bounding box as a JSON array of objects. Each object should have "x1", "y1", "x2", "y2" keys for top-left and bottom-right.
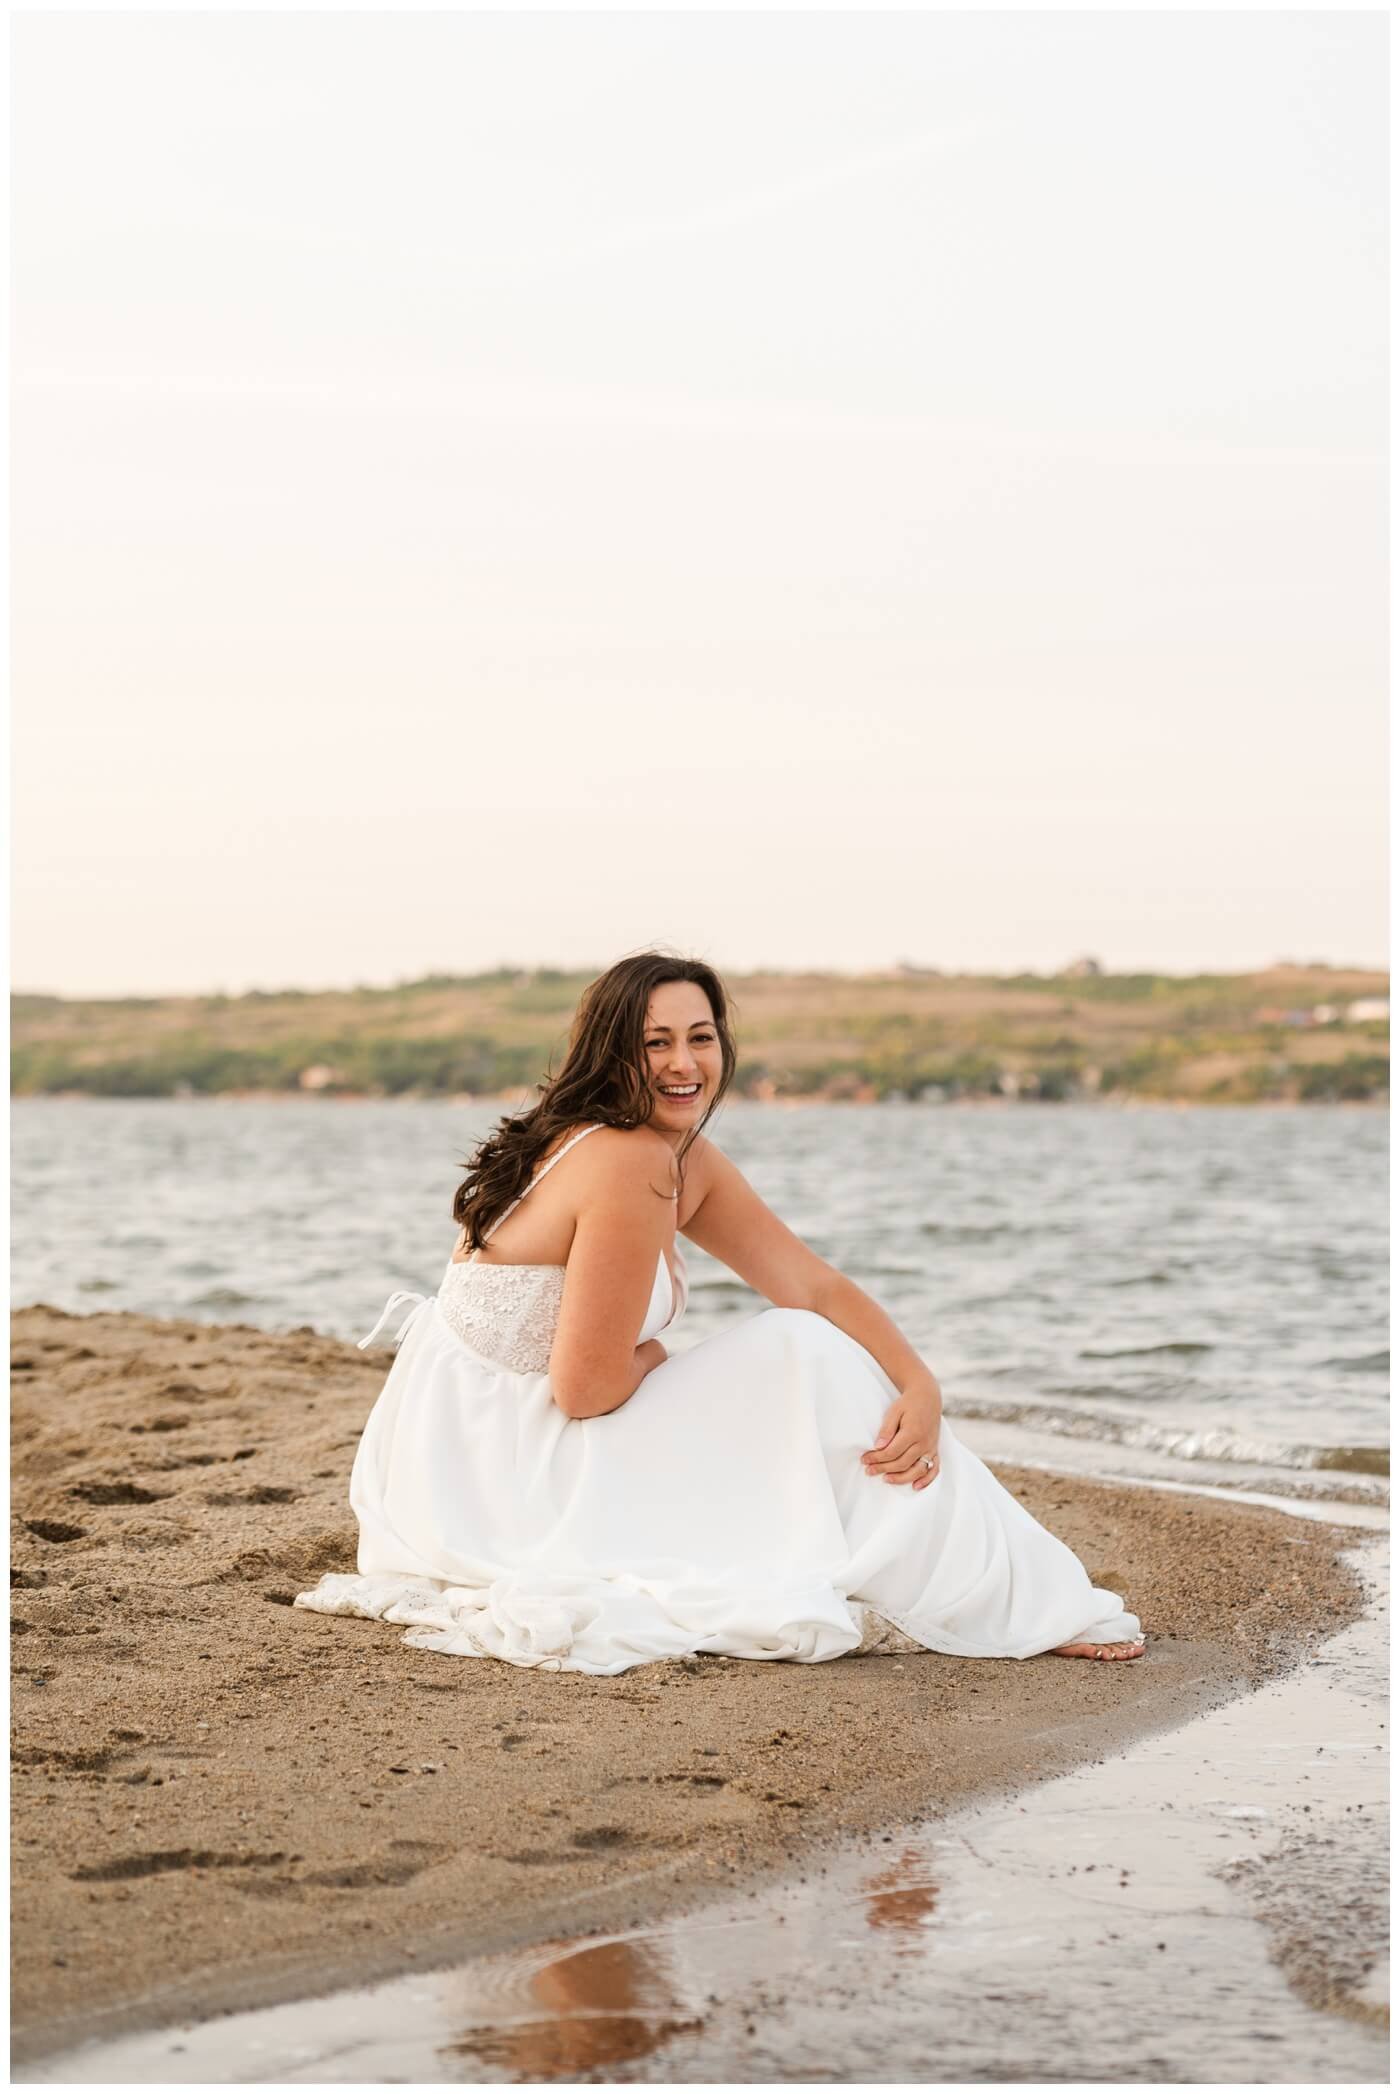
[{"x1": 11, "y1": 1098, "x2": 1387, "y2": 1489}]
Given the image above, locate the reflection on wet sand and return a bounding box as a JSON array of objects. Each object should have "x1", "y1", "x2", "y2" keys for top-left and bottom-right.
[
  {"x1": 442, "y1": 1848, "x2": 942, "y2": 2080},
  {"x1": 444, "y1": 1935, "x2": 700, "y2": 2081},
  {"x1": 863, "y1": 1846, "x2": 940, "y2": 1952}
]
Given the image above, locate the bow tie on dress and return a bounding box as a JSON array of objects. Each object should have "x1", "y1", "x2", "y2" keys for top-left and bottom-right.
[{"x1": 359, "y1": 1290, "x2": 433, "y2": 1350}]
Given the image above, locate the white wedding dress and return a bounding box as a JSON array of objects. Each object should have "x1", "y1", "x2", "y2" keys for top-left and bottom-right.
[{"x1": 296, "y1": 1125, "x2": 1140, "y2": 1674}]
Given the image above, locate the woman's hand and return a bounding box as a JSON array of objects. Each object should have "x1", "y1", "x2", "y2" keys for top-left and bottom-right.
[{"x1": 862, "y1": 1370, "x2": 943, "y2": 1489}]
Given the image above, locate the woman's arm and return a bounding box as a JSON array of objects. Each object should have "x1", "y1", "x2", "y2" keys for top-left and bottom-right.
[
  {"x1": 806, "y1": 1274, "x2": 944, "y2": 1486},
  {"x1": 548, "y1": 1130, "x2": 675, "y2": 1419},
  {"x1": 556, "y1": 1336, "x2": 668, "y2": 1419},
  {"x1": 683, "y1": 1143, "x2": 944, "y2": 1485}
]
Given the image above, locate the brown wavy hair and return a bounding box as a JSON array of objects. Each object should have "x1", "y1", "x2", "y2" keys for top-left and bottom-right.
[{"x1": 452, "y1": 951, "x2": 738, "y2": 1251}]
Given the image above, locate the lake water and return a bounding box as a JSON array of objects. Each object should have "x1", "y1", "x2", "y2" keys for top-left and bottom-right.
[{"x1": 11, "y1": 1098, "x2": 1388, "y2": 1500}]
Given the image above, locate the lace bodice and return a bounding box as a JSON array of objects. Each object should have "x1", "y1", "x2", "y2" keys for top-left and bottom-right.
[
  {"x1": 437, "y1": 1260, "x2": 570, "y2": 1375},
  {"x1": 435, "y1": 1254, "x2": 680, "y2": 1374},
  {"x1": 431, "y1": 1124, "x2": 682, "y2": 1375}
]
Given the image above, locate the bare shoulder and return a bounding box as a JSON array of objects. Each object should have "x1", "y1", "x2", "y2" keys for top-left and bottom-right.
[
  {"x1": 683, "y1": 1131, "x2": 735, "y2": 1189},
  {"x1": 676, "y1": 1131, "x2": 734, "y2": 1214},
  {"x1": 570, "y1": 1123, "x2": 676, "y2": 1196}
]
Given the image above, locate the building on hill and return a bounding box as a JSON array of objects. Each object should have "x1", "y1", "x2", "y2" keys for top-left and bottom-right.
[{"x1": 298, "y1": 1065, "x2": 342, "y2": 1092}]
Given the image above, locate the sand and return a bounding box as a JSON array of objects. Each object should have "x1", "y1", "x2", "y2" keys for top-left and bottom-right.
[{"x1": 10, "y1": 1302, "x2": 1367, "y2": 2068}]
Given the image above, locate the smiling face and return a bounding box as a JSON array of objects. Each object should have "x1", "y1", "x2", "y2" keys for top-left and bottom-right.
[{"x1": 642, "y1": 979, "x2": 724, "y2": 1137}]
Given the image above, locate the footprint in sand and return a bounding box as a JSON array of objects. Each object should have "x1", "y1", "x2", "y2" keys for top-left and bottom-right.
[
  {"x1": 71, "y1": 1848, "x2": 289, "y2": 1883},
  {"x1": 69, "y1": 1482, "x2": 170, "y2": 1506},
  {"x1": 204, "y1": 1485, "x2": 301, "y2": 1506},
  {"x1": 302, "y1": 1838, "x2": 452, "y2": 1890}
]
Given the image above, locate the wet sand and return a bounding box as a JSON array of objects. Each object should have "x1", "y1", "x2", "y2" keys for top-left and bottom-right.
[
  {"x1": 27, "y1": 1527, "x2": 1384, "y2": 2084},
  {"x1": 10, "y1": 1302, "x2": 1369, "y2": 2068}
]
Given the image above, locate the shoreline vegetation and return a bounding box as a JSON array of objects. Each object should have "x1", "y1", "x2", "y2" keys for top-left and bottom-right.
[
  {"x1": 10, "y1": 1301, "x2": 1367, "y2": 2064},
  {"x1": 12, "y1": 961, "x2": 1389, "y2": 1106}
]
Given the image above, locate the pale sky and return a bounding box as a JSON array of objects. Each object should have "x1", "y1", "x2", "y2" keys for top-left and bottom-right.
[{"x1": 12, "y1": 10, "x2": 1388, "y2": 996}]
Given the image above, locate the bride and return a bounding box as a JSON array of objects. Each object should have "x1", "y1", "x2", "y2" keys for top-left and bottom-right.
[{"x1": 297, "y1": 952, "x2": 1144, "y2": 1674}]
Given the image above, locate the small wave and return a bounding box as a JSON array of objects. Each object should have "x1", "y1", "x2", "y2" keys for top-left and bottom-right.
[
  {"x1": 950, "y1": 1395, "x2": 1389, "y2": 1477},
  {"x1": 1317, "y1": 1350, "x2": 1390, "y2": 1375},
  {"x1": 953, "y1": 1290, "x2": 1054, "y2": 1312},
  {"x1": 1229, "y1": 1472, "x2": 1386, "y2": 1506},
  {"x1": 1106, "y1": 1271, "x2": 1174, "y2": 1288},
  {"x1": 1313, "y1": 1445, "x2": 1391, "y2": 1477},
  {"x1": 1079, "y1": 1341, "x2": 1214, "y2": 1359},
  {"x1": 190, "y1": 1286, "x2": 257, "y2": 1310},
  {"x1": 1052, "y1": 1381, "x2": 1181, "y2": 1404}
]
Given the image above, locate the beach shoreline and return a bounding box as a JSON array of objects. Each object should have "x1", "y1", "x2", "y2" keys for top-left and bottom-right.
[
  {"x1": 10, "y1": 1303, "x2": 1373, "y2": 2068},
  {"x1": 24, "y1": 1526, "x2": 1386, "y2": 2084}
]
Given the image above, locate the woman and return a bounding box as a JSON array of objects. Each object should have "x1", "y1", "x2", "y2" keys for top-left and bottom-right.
[{"x1": 296, "y1": 953, "x2": 1144, "y2": 1674}]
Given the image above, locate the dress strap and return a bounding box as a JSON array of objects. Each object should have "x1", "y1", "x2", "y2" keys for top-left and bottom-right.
[{"x1": 478, "y1": 1123, "x2": 606, "y2": 1250}]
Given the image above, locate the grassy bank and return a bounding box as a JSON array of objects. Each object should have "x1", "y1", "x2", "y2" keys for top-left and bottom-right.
[{"x1": 11, "y1": 964, "x2": 1388, "y2": 1104}]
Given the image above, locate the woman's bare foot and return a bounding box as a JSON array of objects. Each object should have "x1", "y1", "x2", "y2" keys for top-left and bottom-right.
[{"x1": 1053, "y1": 1637, "x2": 1146, "y2": 1661}]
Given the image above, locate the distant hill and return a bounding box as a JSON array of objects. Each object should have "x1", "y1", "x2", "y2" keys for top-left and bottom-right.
[{"x1": 10, "y1": 964, "x2": 1389, "y2": 1104}]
